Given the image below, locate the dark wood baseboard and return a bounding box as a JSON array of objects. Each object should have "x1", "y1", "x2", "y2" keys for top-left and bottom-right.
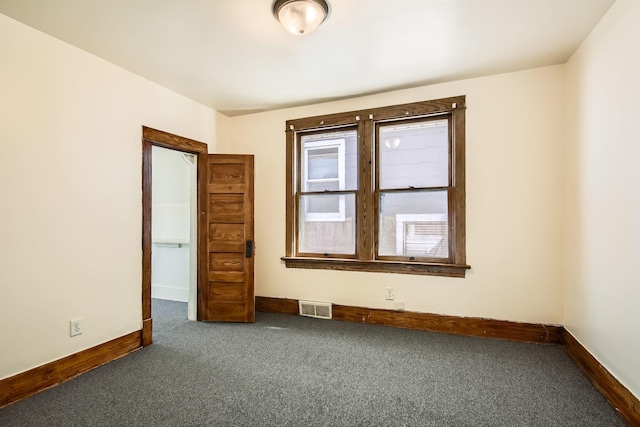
[
  {"x1": 564, "y1": 330, "x2": 640, "y2": 426},
  {"x1": 0, "y1": 330, "x2": 142, "y2": 409},
  {"x1": 332, "y1": 304, "x2": 564, "y2": 344},
  {"x1": 255, "y1": 296, "x2": 299, "y2": 315},
  {"x1": 142, "y1": 318, "x2": 152, "y2": 347},
  {"x1": 255, "y1": 296, "x2": 563, "y2": 344}
]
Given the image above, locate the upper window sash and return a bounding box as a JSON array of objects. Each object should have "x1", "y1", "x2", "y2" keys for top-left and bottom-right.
[{"x1": 376, "y1": 116, "x2": 451, "y2": 190}]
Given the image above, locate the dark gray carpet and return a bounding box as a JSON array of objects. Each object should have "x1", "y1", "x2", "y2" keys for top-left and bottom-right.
[
  {"x1": 0, "y1": 299, "x2": 624, "y2": 426},
  {"x1": 152, "y1": 298, "x2": 188, "y2": 337}
]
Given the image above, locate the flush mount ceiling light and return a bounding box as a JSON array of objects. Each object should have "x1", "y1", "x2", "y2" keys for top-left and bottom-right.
[{"x1": 273, "y1": 0, "x2": 330, "y2": 35}]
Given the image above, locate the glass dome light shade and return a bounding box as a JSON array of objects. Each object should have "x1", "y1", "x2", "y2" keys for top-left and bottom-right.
[{"x1": 273, "y1": 0, "x2": 329, "y2": 35}]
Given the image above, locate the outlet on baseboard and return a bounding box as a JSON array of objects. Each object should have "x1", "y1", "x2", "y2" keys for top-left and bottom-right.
[{"x1": 70, "y1": 318, "x2": 83, "y2": 337}]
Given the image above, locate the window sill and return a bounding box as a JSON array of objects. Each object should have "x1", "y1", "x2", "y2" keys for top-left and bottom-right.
[{"x1": 281, "y1": 257, "x2": 470, "y2": 278}]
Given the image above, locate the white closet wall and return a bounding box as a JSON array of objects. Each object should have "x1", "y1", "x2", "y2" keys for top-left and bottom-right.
[{"x1": 151, "y1": 146, "x2": 193, "y2": 302}]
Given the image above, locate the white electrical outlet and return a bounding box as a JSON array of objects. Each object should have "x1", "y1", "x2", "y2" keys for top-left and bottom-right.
[
  {"x1": 70, "y1": 318, "x2": 82, "y2": 337},
  {"x1": 385, "y1": 287, "x2": 394, "y2": 301}
]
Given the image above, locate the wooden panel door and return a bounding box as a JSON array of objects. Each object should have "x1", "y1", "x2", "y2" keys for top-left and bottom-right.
[{"x1": 199, "y1": 154, "x2": 255, "y2": 322}]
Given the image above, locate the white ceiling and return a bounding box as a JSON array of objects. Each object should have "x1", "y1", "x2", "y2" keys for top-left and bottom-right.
[{"x1": 0, "y1": 0, "x2": 615, "y2": 116}]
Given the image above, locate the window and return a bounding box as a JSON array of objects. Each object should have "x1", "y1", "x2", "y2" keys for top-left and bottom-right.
[
  {"x1": 302, "y1": 138, "x2": 346, "y2": 222},
  {"x1": 298, "y1": 129, "x2": 358, "y2": 255},
  {"x1": 283, "y1": 96, "x2": 469, "y2": 277}
]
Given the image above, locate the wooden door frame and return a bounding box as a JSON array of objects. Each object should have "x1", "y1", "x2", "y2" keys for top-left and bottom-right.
[{"x1": 141, "y1": 126, "x2": 208, "y2": 346}]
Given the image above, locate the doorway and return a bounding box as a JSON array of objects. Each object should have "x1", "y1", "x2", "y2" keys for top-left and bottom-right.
[
  {"x1": 141, "y1": 127, "x2": 208, "y2": 346},
  {"x1": 142, "y1": 127, "x2": 256, "y2": 347},
  {"x1": 151, "y1": 146, "x2": 197, "y2": 324}
]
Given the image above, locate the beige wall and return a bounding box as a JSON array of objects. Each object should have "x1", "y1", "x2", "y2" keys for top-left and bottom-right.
[
  {"x1": 564, "y1": 0, "x2": 640, "y2": 399},
  {"x1": 0, "y1": 15, "x2": 218, "y2": 379},
  {"x1": 222, "y1": 65, "x2": 565, "y2": 325}
]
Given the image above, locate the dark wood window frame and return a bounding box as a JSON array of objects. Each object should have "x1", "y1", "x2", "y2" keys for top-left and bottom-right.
[{"x1": 282, "y1": 96, "x2": 470, "y2": 278}]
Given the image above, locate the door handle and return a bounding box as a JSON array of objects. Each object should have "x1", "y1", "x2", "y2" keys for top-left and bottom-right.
[{"x1": 245, "y1": 240, "x2": 253, "y2": 258}]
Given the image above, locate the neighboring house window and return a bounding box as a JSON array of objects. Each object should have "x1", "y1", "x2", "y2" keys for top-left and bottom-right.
[
  {"x1": 283, "y1": 96, "x2": 469, "y2": 277},
  {"x1": 301, "y1": 138, "x2": 346, "y2": 222}
]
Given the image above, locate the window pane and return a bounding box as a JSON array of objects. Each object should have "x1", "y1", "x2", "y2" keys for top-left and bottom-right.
[
  {"x1": 308, "y1": 194, "x2": 339, "y2": 214},
  {"x1": 301, "y1": 130, "x2": 358, "y2": 191},
  {"x1": 308, "y1": 147, "x2": 339, "y2": 180},
  {"x1": 299, "y1": 193, "x2": 356, "y2": 254},
  {"x1": 378, "y1": 191, "x2": 448, "y2": 258},
  {"x1": 379, "y1": 119, "x2": 449, "y2": 189}
]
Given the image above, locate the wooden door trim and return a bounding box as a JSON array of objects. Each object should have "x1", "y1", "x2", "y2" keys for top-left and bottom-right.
[{"x1": 141, "y1": 126, "x2": 208, "y2": 346}]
